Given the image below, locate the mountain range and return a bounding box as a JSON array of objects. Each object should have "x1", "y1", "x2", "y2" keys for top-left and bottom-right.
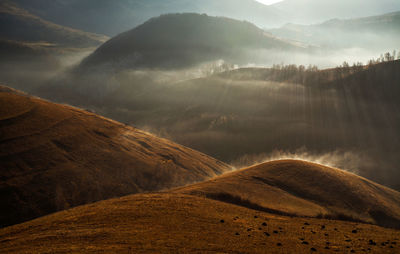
[
  {"x1": 10, "y1": 0, "x2": 285, "y2": 36},
  {"x1": 272, "y1": 0, "x2": 400, "y2": 24},
  {"x1": 269, "y1": 11, "x2": 400, "y2": 51},
  {"x1": 10, "y1": 0, "x2": 400, "y2": 37}
]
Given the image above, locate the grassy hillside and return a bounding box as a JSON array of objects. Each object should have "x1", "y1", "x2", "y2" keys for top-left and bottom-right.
[
  {"x1": 0, "y1": 193, "x2": 399, "y2": 253},
  {"x1": 80, "y1": 13, "x2": 302, "y2": 70},
  {"x1": 174, "y1": 160, "x2": 400, "y2": 228},
  {"x1": 0, "y1": 1, "x2": 108, "y2": 47},
  {"x1": 0, "y1": 86, "x2": 230, "y2": 228}
]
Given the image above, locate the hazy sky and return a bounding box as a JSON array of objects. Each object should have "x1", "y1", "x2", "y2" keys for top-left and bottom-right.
[{"x1": 255, "y1": 0, "x2": 283, "y2": 5}]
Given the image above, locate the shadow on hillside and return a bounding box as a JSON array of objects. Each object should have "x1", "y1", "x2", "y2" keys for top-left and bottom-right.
[{"x1": 202, "y1": 191, "x2": 400, "y2": 229}]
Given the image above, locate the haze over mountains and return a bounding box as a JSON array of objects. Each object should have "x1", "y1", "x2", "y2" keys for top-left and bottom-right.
[
  {"x1": 0, "y1": 0, "x2": 109, "y2": 93},
  {"x1": 40, "y1": 58, "x2": 400, "y2": 192},
  {"x1": 10, "y1": 0, "x2": 400, "y2": 36},
  {"x1": 0, "y1": 0, "x2": 400, "y2": 252},
  {"x1": 272, "y1": 0, "x2": 400, "y2": 24},
  {"x1": 0, "y1": 0, "x2": 107, "y2": 47},
  {"x1": 269, "y1": 11, "x2": 400, "y2": 52},
  {"x1": 11, "y1": 0, "x2": 285, "y2": 36},
  {"x1": 80, "y1": 13, "x2": 303, "y2": 71}
]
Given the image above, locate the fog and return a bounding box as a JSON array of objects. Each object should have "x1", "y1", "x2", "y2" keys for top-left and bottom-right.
[
  {"x1": 20, "y1": 47, "x2": 398, "y2": 192},
  {"x1": 1, "y1": 3, "x2": 399, "y2": 193},
  {"x1": 0, "y1": 44, "x2": 95, "y2": 93}
]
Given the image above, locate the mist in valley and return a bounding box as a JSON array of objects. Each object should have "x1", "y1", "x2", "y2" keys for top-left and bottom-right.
[
  {"x1": 3, "y1": 2, "x2": 400, "y2": 249},
  {"x1": 25, "y1": 49, "x2": 399, "y2": 192},
  {"x1": 1, "y1": 2, "x2": 400, "y2": 193}
]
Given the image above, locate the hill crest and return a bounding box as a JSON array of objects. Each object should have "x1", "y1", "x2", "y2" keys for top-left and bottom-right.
[
  {"x1": 173, "y1": 159, "x2": 400, "y2": 228},
  {"x1": 80, "y1": 13, "x2": 301, "y2": 70}
]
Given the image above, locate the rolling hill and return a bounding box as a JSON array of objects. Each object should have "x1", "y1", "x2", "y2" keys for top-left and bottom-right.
[
  {"x1": 0, "y1": 192, "x2": 399, "y2": 253},
  {"x1": 0, "y1": 85, "x2": 230, "y2": 228},
  {"x1": 0, "y1": 0, "x2": 108, "y2": 47},
  {"x1": 173, "y1": 160, "x2": 400, "y2": 228},
  {"x1": 269, "y1": 11, "x2": 400, "y2": 50},
  {"x1": 79, "y1": 13, "x2": 303, "y2": 71},
  {"x1": 11, "y1": 0, "x2": 285, "y2": 36}
]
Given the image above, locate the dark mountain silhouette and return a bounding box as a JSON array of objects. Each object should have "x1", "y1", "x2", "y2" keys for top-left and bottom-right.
[
  {"x1": 79, "y1": 13, "x2": 303, "y2": 71},
  {"x1": 0, "y1": 85, "x2": 230, "y2": 228},
  {"x1": 0, "y1": 0, "x2": 108, "y2": 47}
]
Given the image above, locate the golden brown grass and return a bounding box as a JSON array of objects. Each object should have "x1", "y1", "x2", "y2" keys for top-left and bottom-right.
[
  {"x1": 173, "y1": 160, "x2": 400, "y2": 228},
  {"x1": 2, "y1": 86, "x2": 400, "y2": 253},
  {"x1": 0, "y1": 193, "x2": 399, "y2": 253},
  {"x1": 0, "y1": 85, "x2": 230, "y2": 227}
]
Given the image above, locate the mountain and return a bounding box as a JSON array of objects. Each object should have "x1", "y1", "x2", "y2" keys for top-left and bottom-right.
[
  {"x1": 174, "y1": 160, "x2": 400, "y2": 228},
  {"x1": 79, "y1": 13, "x2": 302, "y2": 71},
  {"x1": 1, "y1": 176, "x2": 399, "y2": 252},
  {"x1": 11, "y1": 0, "x2": 285, "y2": 36},
  {"x1": 269, "y1": 11, "x2": 400, "y2": 50},
  {"x1": 272, "y1": 0, "x2": 400, "y2": 25},
  {"x1": 0, "y1": 85, "x2": 230, "y2": 228},
  {"x1": 0, "y1": 0, "x2": 108, "y2": 47}
]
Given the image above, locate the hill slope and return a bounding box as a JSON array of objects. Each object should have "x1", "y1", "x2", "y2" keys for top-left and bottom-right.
[
  {"x1": 0, "y1": 193, "x2": 399, "y2": 253},
  {"x1": 0, "y1": 1, "x2": 108, "y2": 47},
  {"x1": 0, "y1": 86, "x2": 230, "y2": 227},
  {"x1": 80, "y1": 13, "x2": 302, "y2": 70},
  {"x1": 174, "y1": 160, "x2": 400, "y2": 228}
]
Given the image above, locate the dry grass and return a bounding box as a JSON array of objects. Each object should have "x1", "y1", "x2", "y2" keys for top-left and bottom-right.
[
  {"x1": 0, "y1": 193, "x2": 399, "y2": 253},
  {"x1": 0, "y1": 86, "x2": 230, "y2": 227},
  {"x1": 173, "y1": 160, "x2": 400, "y2": 228}
]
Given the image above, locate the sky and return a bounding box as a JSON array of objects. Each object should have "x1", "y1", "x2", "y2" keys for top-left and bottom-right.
[{"x1": 254, "y1": 0, "x2": 284, "y2": 5}]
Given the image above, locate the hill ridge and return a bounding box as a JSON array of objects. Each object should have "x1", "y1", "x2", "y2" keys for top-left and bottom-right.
[{"x1": 173, "y1": 159, "x2": 400, "y2": 228}]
